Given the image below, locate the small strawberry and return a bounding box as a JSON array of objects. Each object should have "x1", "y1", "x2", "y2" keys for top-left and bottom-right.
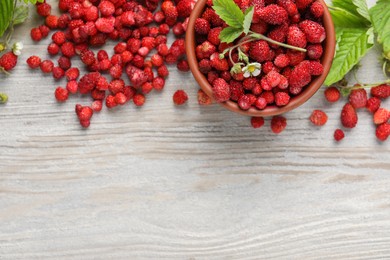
[
  {"x1": 334, "y1": 129, "x2": 345, "y2": 142},
  {"x1": 310, "y1": 110, "x2": 328, "y2": 126},
  {"x1": 296, "y1": 0, "x2": 314, "y2": 9},
  {"x1": 176, "y1": 0, "x2": 196, "y2": 18},
  {"x1": 289, "y1": 61, "x2": 311, "y2": 88},
  {"x1": 197, "y1": 89, "x2": 212, "y2": 105},
  {"x1": 271, "y1": 116, "x2": 287, "y2": 134},
  {"x1": 194, "y1": 18, "x2": 211, "y2": 35},
  {"x1": 212, "y1": 78, "x2": 231, "y2": 102},
  {"x1": 274, "y1": 54, "x2": 290, "y2": 68},
  {"x1": 0, "y1": 52, "x2": 18, "y2": 71},
  {"x1": 324, "y1": 86, "x2": 340, "y2": 102},
  {"x1": 255, "y1": 4, "x2": 288, "y2": 25},
  {"x1": 267, "y1": 23, "x2": 288, "y2": 48},
  {"x1": 251, "y1": 117, "x2": 265, "y2": 129},
  {"x1": 310, "y1": 1, "x2": 324, "y2": 18},
  {"x1": 366, "y1": 97, "x2": 381, "y2": 113},
  {"x1": 275, "y1": 92, "x2": 290, "y2": 106},
  {"x1": 309, "y1": 60, "x2": 324, "y2": 75},
  {"x1": 299, "y1": 20, "x2": 326, "y2": 43},
  {"x1": 376, "y1": 123, "x2": 390, "y2": 141},
  {"x1": 349, "y1": 88, "x2": 367, "y2": 109},
  {"x1": 307, "y1": 44, "x2": 323, "y2": 60},
  {"x1": 287, "y1": 25, "x2": 307, "y2": 48},
  {"x1": 266, "y1": 71, "x2": 282, "y2": 88},
  {"x1": 207, "y1": 27, "x2": 222, "y2": 46},
  {"x1": 277, "y1": 0, "x2": 298, "y2": 16},
  {"x1": 371, "y1": 84, "x2": 390, "y2": 99},
  {"x1": 210, "y1": 53, "x2": 229, "y2": 71},
  {"x1": 249, "y1": 40, "x2": 272, "y2": 63},
  {"x1": 341, "y1": 103, "x2": 358, "y2": 128},
  {"x1": 373, "y1": 108, "x2": 390, "y2": 125},
  {"x1": 173, "y1": 90, "x2": 188, "y2": 105}
]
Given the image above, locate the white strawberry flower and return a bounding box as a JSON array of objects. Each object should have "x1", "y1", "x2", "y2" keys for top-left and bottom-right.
[
  {"x1": 242, "y1": 62, "x2": 261, "y2": 78},
  {"x1": 12, "y1": 42, "x2": 24, "y2": 56}
]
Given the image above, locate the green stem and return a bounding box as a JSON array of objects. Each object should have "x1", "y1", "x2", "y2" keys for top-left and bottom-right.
[
  {"x1": 340, "y1": 79, "x2": 390, "y2": 89},
  {"x1": 249, "y1": 31, "x2": 307, "y2": 52}
]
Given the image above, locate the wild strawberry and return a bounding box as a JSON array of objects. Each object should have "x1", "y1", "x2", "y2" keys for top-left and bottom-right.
[
  {"x1": 95, "y1": 17, "x2": 115, "y2": 33},
  {"x1": 255, "y1": 4, "x2": 288, "y2": 25},
  {"x1": 255, "y1": 97, "x2": 267, "y2": 109},
  {"x1": 260, "y1": 91, "x2": 275, "y2": 104},
  {"x1": 310, "y1": 1, "x2": 324, "y2": 18},
  {"x1": 52, "y1": 67, "x2": 65, "y2": 79},
  {"x1": 108, "y1": 79, "x2": 125, "y2": 95},
  {"x1": 287, "y1": 25, "x2": 307, "y2": 48},
  {"x1": 0, "y1": 52, "x2": 17, "y2": 71},
  {"x1": 157, "y1": 65, "x2": 169, "y2": 78},
  {"x1": 30, "y1": 28, "x2": 43, "y2": 41},
  {"x1": 26, "y1": 56, "x2": 41, "y2": 69},
  {"x1": 212, "y1": 78, "x2": 231, "y2": 102},
  {"x1": 341, "y1": 103, "x2": 358, "y2": 128},
  {"x1": 45, "y1": 15, "x2": 58, "y2": 29},
  {"x1": 114, "y1": 92, "x2": 127, "y2": 105},
  {"x1": 54, "y1": 87, "x2": 69, "y2": 102},
  {"x1": 105, "y1": 95, "x2": 117, "y2": 108},
  {"x1": 376, "y1": 123, "x2": 390, "y2": 141},
  {"x1": 238, "y1": 95, "x2": 252, "y2": 110},
  {"x1": 324, "y1": 86, "x2": 340, "y2": 102},
  {"x1": 366, "y1": 97, "x2": 381, "y2": 113},
  {"x1": 334, "y1": 129, "x2": 345, "y2": 142},
  {"x1": 133, "y1": 93, "x2": 146, "y2": 106},
  {"x1": 177, "y1": 0, "x2": 195, "y2": 18},
  {"x1": 271, "y1": 116, "x2": 287, "y2": 134},
  {"x1": 310, "y1": 110, "x2": 328, "y2": 126},
  {"x1": 196, "y1": 41, "x2": 216, "y2": 59},
  {"x1": 278, "y1": 75, "x2": 289, "y2": 89},
  {"x1": 275, "y1": 92, "x2": 290, "y2": 106},
  {"x1": 40, "y1": 60, "x2": 54, "y2": 73},
  {"x1": 37, "y1": 3, "x2": 51, "y2": 17},
  {"x1": 309, "y1": 60, "x2": 324, "y2": 75},
  {"x1": 262, "y1": 61, "x2": 277, "y2": 74},
  {"x1": 261, "y1": 77, "x2": 272, "y2": 91},
  {"x1": 197, "y1": 89, "x2": 212, "y2": 105},
  {"x1": 207, "y1": 27, "x2": 222, "y2": 46},
  {"x1": 164, "y1": 6, "x2": 178, "y2": 25},
  {"x1": 307, "y1": 44, "x2": 323, "y2": 60},
  {"x1": 126, "y1": 65, "x2": 148, "y2": 87},
  {"x1": 61, "y1": 42, "x2": 75, "y2": 57},
  {"x1": 249, "y1": 40, "x2": 272, "y2": 63},
  {"x1": 266, "y1": 71, "x2": 282, "y2": 88},
  {"x1": 274, "y1": 54, "x2": 290, "y2": 68},
  {"x1": 371, "y1": 84, "x2": 390, "y2": 99},
  {"x1": 65, "y1": 67, "x2": 79, "y2": 81},
  {"x1": 91, "y1": 100, "x2": 103, "y2": 112},
  {"x1": 296, "y1": 0, "x2": 314, "y2": 9},
  {"x1": 289, "y1": 61, "x2": 311, "y2": 88},
  {"x1": 374, "y1": 108, "x2": 390, "y2": 125},
  {"x1": 201, "y1": 8, "x2": 224, "y2": 27},
  {"x1": 173, "y1": 90, "x2": 189, "y2": 105},
  {"x1": 251, "y1": 21, "x2": 269, "y2": 34},
  {"x1": 177, "y1": 60, "x2": 190, "y2": 72},
  {"x1": 210, "y1": 53, "x2": 229, "y2": 71},
  {"x1": 299, "y1": 20, "x2": 326, "y2": 43},
  {"x1": 267, "y1": 23, "x2": 288, "y2": 48},
  {"x1": 349, "y1": 88, "x2": 367, "y2": 109},
  {"x1": 98, "y1": 1, "x2": 115, "y2": 16},
  {"x1": 58, "y1": 56, "x2": 71, "y2": 70},
  {"x1": 152, "y1": 77, "x2": 165, "y2": 91},
  {"x1": 251, "y1": 117, "x2": 265, "y2": 128},
  {"x1": 277, "y1": 0, "x2": 298, "y2": 16},
  {"x1": 286, "y1": 49, "x2": 306, "y2": 66},
  {"x1": 39, "y1": 25, "x2": 50, "y2": 38},
  {"x1": 66, "y1": 80, "x2": 78, "y2": 94}
]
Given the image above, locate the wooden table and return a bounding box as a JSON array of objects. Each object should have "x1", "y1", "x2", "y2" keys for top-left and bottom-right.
[{"x1": 1, "y1": 1, "x2": 389, "y2": 259}]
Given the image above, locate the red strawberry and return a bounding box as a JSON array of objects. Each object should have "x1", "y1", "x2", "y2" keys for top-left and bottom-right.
[
  {"x1": 176, "y1": 0, "x2": 195, "y2": 18},
  {"x1": 0, "y1": 52, "x2": 18, "y2": 71},
  {"x1": 307, "y1": 44, "x2": 323, "y2": 60},
  {"x1": 287, "y1": 25, "x2": 307, "y2": 48},
  {"x1": 341, "y1": 103, "x2": 358, "y2": 128},
  {"x1": 275, "y1": 92, "x2": 290, "y2": 106},
  {"x1": 376, "y1": 123, "x2": 390, "y2": 141},
  {"x1": 289, "y1": 61, "x2": 311, "y2": 88},
  {"x1": 366, "y1": 97, "x2": 381, "y2": 113},
  {"x1": 274, "y1": 54, "x2": 290, "y2": 68},
  {"x1": 212, "y1": 78, "x2": 230, "y2": 102},
  {"x1": 349, "y1": 88, "x2": 367, "y2": 109},
  {"x1": 296, "y1": 0, "x2": 314, "y2": 9},
  {"x1": 299, "y1": 20, "x2": 326, "y2": 43},
  {"x1": 310, "y1": 1, "x2": 324, "y2": 18},
  {"x1": 267, "y1": 23, "x2": 288, "y2": 48},
  {"x1": 324, "y1": 86, "x2": 340, "y2": 102},
  {"x1": 255, "y1": 4, "x2": 288, "y2": 25},
  {"x1": 210, "y1": 53, "x2": 229, "y2": 71},
  {"x1": 271, "y1": 116, "x2": 287, "y2": 134},
  {"x1": 371, "y1": 84, "x2": 390, "y2": 99},
  {"x1": 334, "y1": 129, "x2": 345, "y2": 142},
  {"x1": 249, "y1": 40, "x2": 272, "y2": 63},
  {"x1": 251, "y1": 117, "x2": 265, "y2": 129},
  {"x1": 194, "y1": 18, "x2": 211, "y2": 35},
  {"x1": 309, "y1": 60, "x2": 323, "y2": 75},
  {"x1": 277, "y1": 0, "x2": 298, "y2": 16},
  {"x1": 373, "y1": 108, "x2": 390, "y2": 125},
  {"x1": 197, "y1": 89, "x2": 212, "y2": 105},
  {"x1": 310, "y1": 110, "x2": 328, "y2": 126}
]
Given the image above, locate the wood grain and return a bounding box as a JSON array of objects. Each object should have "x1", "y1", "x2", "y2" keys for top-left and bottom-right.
[{"x1": 0, "y1": 0, "x2": 389, "y2": 259}]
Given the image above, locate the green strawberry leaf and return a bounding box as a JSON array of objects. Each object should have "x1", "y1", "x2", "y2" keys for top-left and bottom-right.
[
  {"x1": 13, "y1": 5, "x2": 29, "y2": 25},
  {"x1": 332, "y1": 0, "x2": 370, "y2": 22},
  {"x1": 219, "y1": 26, "x2": 243, "y2": 43},
  {"x1": 352, "y1": 0, "x2": 371, "y2": 22},
  {"x1": 0, "y1": 0, "x2": 14, "y2": 38},
  {"x1": 369, "y1": 0, "x2": 390, "y2": 60},
  {"x1": 212, "y1": 0, "x2": 244, "y2": 29},
  {"x1": 325, "y1": 27, "x2": 374, "y2": 86},
  {"x1": 243, "y1": 6, "x2": 254, "y2": 34},
  {"x1": 329, "y1": 7, "x2": 368, "y2": 28}
]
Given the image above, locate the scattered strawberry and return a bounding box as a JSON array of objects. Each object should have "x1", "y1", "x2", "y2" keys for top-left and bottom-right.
[
  {"x1": 341, "y1": 103, "x2": 358, "y2": 128},
  {"x1": 371, "y1": 84, "x2": 390, "y2": 99},
  {"x1": 173, "y1": 90, "x2": 188, "y2": 105},
  {"x1": 376, "y1": 123, "x2": 390, "y2": 141},
  {"x1": 310, "y1": 110, "x2": 328, "y2": 126},
  {"x1": 366, "y1": 97, "x2": 381, "y2": 113},
  {"x1": 349, "y1": 88, "x2": 367, "y2": 109},
  {"x1": 0, "y1": 52, "x2": 18, "y2": 71},
  {"x1": 373, "y1": 108, "x2": 390, "y2": 125},
  {"x1": 271, "y1": 116, "x2": 287, "y2": 134},
  {"x1": 251, "y1": 117, "x2": 265, "y2": 128},
  {"x1": 324, "y1": 86, "x2": 340, "y2": 102},
  {"x1": 197, "y1": 89, "x2": 212, "y2": 105},
  {"x1": 334, "y1": 129, "x2": 345, "y2": 142}
]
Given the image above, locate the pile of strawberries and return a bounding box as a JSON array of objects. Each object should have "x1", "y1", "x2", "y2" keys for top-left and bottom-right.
[
  {"x1": 310, "y1": 84, "x2": 390, "y2": 142},
  {"x1": 194, "y1": 0, "x2": 326, "y2": 111},
  {"x1": 26, "y1": 0, "x2": 198, "y2": 127}
]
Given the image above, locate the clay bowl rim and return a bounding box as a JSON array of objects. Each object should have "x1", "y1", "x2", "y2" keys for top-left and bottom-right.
[{"x1": 185, "y1": 0, "x2": 336, "y2": 117}]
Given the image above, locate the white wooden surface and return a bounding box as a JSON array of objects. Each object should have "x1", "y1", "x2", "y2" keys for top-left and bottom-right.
[{"x1": 0, "y1": 1, "x2": 389, "y2": 259}]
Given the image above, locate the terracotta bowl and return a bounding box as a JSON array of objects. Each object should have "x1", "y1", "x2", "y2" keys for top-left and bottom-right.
[{"x1": 185, "y1": 0, "x2": 336, "y2": 117}]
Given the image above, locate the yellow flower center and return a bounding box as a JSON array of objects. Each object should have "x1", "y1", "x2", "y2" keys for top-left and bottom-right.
[{"x1": 248, "y1": 65, "x2": 256, "y2": 73}]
